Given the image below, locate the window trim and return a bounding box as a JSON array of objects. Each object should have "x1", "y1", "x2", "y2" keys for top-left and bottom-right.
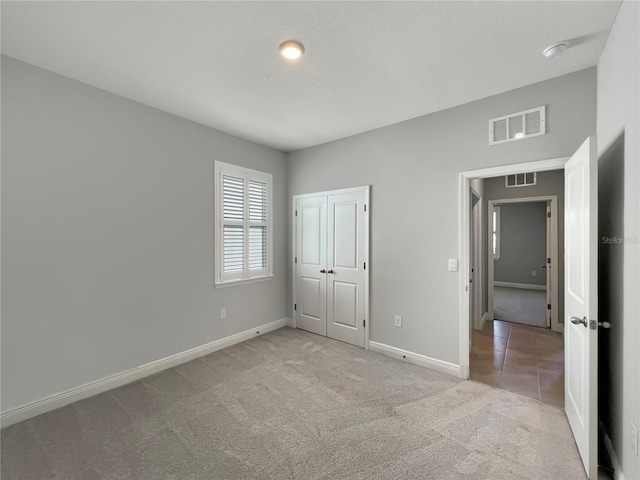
[{"x1": 214, "y1": 161, "x2": 273, "y2": 287}]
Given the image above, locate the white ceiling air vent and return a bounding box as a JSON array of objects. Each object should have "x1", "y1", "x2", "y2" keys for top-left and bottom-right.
[{"x1": 489, "y1": 106, "x2": 545, "y2": 145}]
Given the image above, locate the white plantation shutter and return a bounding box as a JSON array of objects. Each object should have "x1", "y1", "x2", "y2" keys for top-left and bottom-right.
[
  {"x1": 223, "y1": 225, "x2": 244, "y2": 272},
  {"x1": 223, "y1": 175, "x2": 244, "y2": 221},
  {"x1": 215, "y1": 162, "x2": 272, "y2": 285},
  {"x1": 249, "y1": 180, "x2": 267, "y2": 271},
  {"x1": 222, "y1": 175, "x2": 244, "y2": 274},
  {"x1": 248, "y1": 179, "x2": 268, "y2": 273},
  {"x1": 249, "y1": 226, "x2": 267, "y2": 269}
]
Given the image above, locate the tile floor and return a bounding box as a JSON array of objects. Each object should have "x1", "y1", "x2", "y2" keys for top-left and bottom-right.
[{"x1": 470, "y1": 320, "x2": 565, "y2": 407}]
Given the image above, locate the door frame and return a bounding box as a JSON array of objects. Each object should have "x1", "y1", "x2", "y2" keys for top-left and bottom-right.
[
  {"x1": 291, "y1": 185, "x2": 371, "y2": 349},
  {"x1": 469, "y1": 189, "x2": 484, "y2": 335},
  {"x1": 487, "y1": 195, "x2": 559, "y2": 333},
  {"x1": 458, "y1": 157, "x2": 568, "y2": 379}
]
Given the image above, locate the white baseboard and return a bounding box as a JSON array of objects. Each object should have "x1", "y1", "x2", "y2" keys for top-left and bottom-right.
[
  {"x1": 1, "y1": 318, "x2": 289, "y2": 429},
  {"x1": 369, "y1": 341, "x2": 462, "y2": 379},
  {"x1": 494, "y1": 281, "x2": 546, "y2": 291},
  {"x1": 602, "y1": 425, "x2": 626, "y2": 480}
]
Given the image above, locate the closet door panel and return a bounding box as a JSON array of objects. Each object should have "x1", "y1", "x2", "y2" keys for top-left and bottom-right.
[
  {"x1": 295, "y1": 197, "x2": 327, "y2": 336},
  {"x1": 326, "y1": 191, "x2": 366, "y2": 347}
]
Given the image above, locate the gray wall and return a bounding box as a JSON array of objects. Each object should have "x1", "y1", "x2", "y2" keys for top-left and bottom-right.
[
  {"x1": 1, "y1": 57, "x2": 288, "y2": 411},
  {"x1": 484, "y1": 169, "x2": 564, "y2": 324},
  {"x1": 287, "y1": 68, "x2": 596, "y2": 364},
  {"x1": 494, "y1": 202, "x2": 547, "y2": 286},
  {"x1": 596, "y1": 1, "x2": 640, "y2": 478}
]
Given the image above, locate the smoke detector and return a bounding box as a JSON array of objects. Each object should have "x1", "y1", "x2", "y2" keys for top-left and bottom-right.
[{"x1": 543, "y1": 42, "x2": 569, "y2": 58}]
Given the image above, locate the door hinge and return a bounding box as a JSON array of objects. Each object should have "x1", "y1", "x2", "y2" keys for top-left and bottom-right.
[
  {"x1": 295, "y1": 210, "x2": 298, "y2": 217},
  {"x1": 364, "y1": 204, "x2": 367, "y2": 212},
  {"x1": 363, "y1": 319, "x2": 366, "y2": 327},
  {"x1": 547, "y1": 303, "x2": 551, "y2": 310},
  {"x1": 294, "y1": 304, "x2": 297, "y2": 311},
  {"x1": 547, "y1": 212, "x2": 551, "y2": 218},
  {"x1": 295, "y1": 257, "x2": 297, "y2": 264},
  {"x1": 364, "y1": 262, "x2": 366, "y2": 270},
  {"x1": 547, "y1": 257, "x2": 551, "y2": 264}
]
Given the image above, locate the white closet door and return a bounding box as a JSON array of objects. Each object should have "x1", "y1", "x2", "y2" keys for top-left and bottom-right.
[
  {"x1": 326, "y1": 191, "x2": 366, "y2": 347},
  {"x1": 295, "y1": 196, "x2": 327, "y2": 336}
]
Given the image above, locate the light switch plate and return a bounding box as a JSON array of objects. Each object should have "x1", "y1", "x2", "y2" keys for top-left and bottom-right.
[{"x1": 448, "y1": 259, "x2": 458, "y2": 272}]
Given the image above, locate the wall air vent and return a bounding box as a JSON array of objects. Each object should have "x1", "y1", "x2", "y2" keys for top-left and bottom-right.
[
  {"x1": 489, "y1": 106, "x2": 545, "y2": 145},
  {"x1": 505, "y1": 172, "x2": 537, "y2": 188}
]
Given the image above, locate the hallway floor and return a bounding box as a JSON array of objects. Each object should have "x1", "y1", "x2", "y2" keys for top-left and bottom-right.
[{"x1": 470, "y1": 320, "x2": 564, "y2": 407}]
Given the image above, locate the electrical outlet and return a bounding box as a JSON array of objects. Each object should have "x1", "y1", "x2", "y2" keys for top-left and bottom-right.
[
  {"x1": 532, "y1": 270, "x2": 537, "y2": 277},
  {"x1": 632, "y1": 422, "x2": 638, "y2": 456},
  {"x1": 394, "y1": 315, "x2": 402, "y2": 327},
  {"x1": 220, "y1": 308, "x2": 227, "y2": 320}
]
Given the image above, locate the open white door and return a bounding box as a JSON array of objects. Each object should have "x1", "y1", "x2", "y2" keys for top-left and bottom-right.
[{"x1": 564, "y1": 136, "x2": 598, "y2": 478}]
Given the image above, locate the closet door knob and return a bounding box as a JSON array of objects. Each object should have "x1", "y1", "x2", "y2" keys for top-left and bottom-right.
[
  {"x1": 327, "y1": 269, "x2": 334, "y2": 274},
  {"x1": 320, "y1": 269, "x2": 326, "y2": 273}
]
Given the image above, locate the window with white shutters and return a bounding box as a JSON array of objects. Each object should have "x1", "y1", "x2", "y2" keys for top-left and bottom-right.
[{"x1": 215, "y1": 162, "x2": 272, "y2": 286}]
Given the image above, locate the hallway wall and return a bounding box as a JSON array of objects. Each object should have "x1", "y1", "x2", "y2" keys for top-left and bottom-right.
[{"x1": 494, "y1": 202, "x2": 547, "y2": 286}]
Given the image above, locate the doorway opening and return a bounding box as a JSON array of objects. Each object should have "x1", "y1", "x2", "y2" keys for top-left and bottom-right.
[
  {"x1": 458, "y1": 159, "x2": 567, "y2": 405},
  {"x1": 460, "y1": 138, "x2": 600, "y2": 478},
  {"x1": 488, "y1": 196, "x2": 560, "y2": 333},
  {"x1": 470, "y1": 179, "x2": 564, "y2": 406}
]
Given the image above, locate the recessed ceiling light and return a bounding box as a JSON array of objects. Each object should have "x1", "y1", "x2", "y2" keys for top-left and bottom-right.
[
  {"x1": 279, "y1": 40, "x2": 305, "y2": 61},
  {"x1": 543, "y1": 42, "x2": 569, "y2": 58}
]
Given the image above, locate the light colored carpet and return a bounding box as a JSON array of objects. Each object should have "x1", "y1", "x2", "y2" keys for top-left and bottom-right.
[
  {"x1": 494, "y1": 286, "x2": 548, "y2": 328},
  {"x1": 1, "y1": 327, "x2": 586, "y2": 479}
]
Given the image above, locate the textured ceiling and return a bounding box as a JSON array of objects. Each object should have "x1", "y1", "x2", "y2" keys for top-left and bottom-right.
[{"x1": 1, "y1": 1, "x2": 621, "y2": 152}]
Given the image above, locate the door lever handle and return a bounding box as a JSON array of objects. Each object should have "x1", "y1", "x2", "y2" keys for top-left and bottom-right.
[{"x1": 570, "y1": 316, "x2": 588, "y2": 327}]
